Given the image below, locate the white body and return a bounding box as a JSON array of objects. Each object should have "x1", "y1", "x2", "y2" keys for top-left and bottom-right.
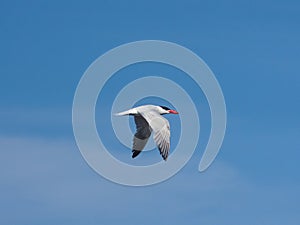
[{"x1": 115, "y1": 105, "x2": 175, "y2": 160}]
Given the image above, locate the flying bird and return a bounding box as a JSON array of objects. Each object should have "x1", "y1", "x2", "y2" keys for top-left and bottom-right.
[{"x1": 115, "y1": 105, "x2": 179, "y2": 160}]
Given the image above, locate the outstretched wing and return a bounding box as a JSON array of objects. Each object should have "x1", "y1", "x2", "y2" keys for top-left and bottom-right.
[
  {"x1": 132, "y1": 115, "x2": 152, "y2": 158},
  {"x1": 153, "y1": 123, "x2": 170, "y2": 160},
  {"x1": 140, "y1": 111, "x2": 170, "y2": 160}
]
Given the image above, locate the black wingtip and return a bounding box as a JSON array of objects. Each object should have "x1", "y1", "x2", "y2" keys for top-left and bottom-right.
[
  {"x1": 159, "y1": 148, "x2": 168, "y2": 161},
  {"x1": 162, "y1": 155, "x2": 168, "y2": 161},
  {"x1": 132, "y1": 150, "x2": 141, "y2": 158}
]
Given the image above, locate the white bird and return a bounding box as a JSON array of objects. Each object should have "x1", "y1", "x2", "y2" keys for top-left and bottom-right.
[{"x1": 115, "y1": 105, "x2": 179, "y2": 160}]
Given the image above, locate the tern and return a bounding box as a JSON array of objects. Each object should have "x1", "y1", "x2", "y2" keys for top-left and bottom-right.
[{"x1": 115, "y1": 105, "x2": 179, "y2": 160}]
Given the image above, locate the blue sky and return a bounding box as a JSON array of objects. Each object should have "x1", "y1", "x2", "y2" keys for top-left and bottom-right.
[{"x1": 1, "y1": 0, "x2": 300, "y2": 224}]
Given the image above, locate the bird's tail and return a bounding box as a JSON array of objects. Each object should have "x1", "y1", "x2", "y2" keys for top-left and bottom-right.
[{"x1": 114, "y1": 108, "x2": 137, "y2": 116}]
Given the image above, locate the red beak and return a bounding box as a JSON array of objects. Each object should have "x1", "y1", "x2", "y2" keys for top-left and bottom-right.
[{"x1": 168, "y1": 110, "x2": 179, "y2": 114}]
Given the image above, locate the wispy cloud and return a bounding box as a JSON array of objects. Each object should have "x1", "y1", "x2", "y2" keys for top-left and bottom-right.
[
  {"x1": 0, "y1": 108, "x2": 71, "y2": 138},
  {"x1": 1, "y1": 136, "x2": 299, "y2": 225}
]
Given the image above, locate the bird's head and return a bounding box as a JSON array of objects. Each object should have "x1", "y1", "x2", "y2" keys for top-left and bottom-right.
[{"x1": 158, "y1": 106, "x2": 179, "y2": 115}]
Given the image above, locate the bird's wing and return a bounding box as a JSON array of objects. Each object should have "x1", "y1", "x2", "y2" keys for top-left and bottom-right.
[
  {"x1": 140, "y1": 111, "x2": 170, "y2": 160},
  {"x1": 132, "y1": 115, "x2": 152, "y2": 158}
]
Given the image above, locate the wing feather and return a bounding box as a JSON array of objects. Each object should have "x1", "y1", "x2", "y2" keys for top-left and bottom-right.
[
  {"x1": 140, "y1": 111, "x2": 170, "y2": 160},
  {"x1": 131, "y1": 115, "x2": 152, "y2": 158}
]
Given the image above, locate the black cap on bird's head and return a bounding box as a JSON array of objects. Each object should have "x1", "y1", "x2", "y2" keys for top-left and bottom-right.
[
  {"x1": 159, "y1": 105, "x2": 179, "y2": 114},
  {"x1": 159, "y1": 106, "x2": 171, "y2": 111}
]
